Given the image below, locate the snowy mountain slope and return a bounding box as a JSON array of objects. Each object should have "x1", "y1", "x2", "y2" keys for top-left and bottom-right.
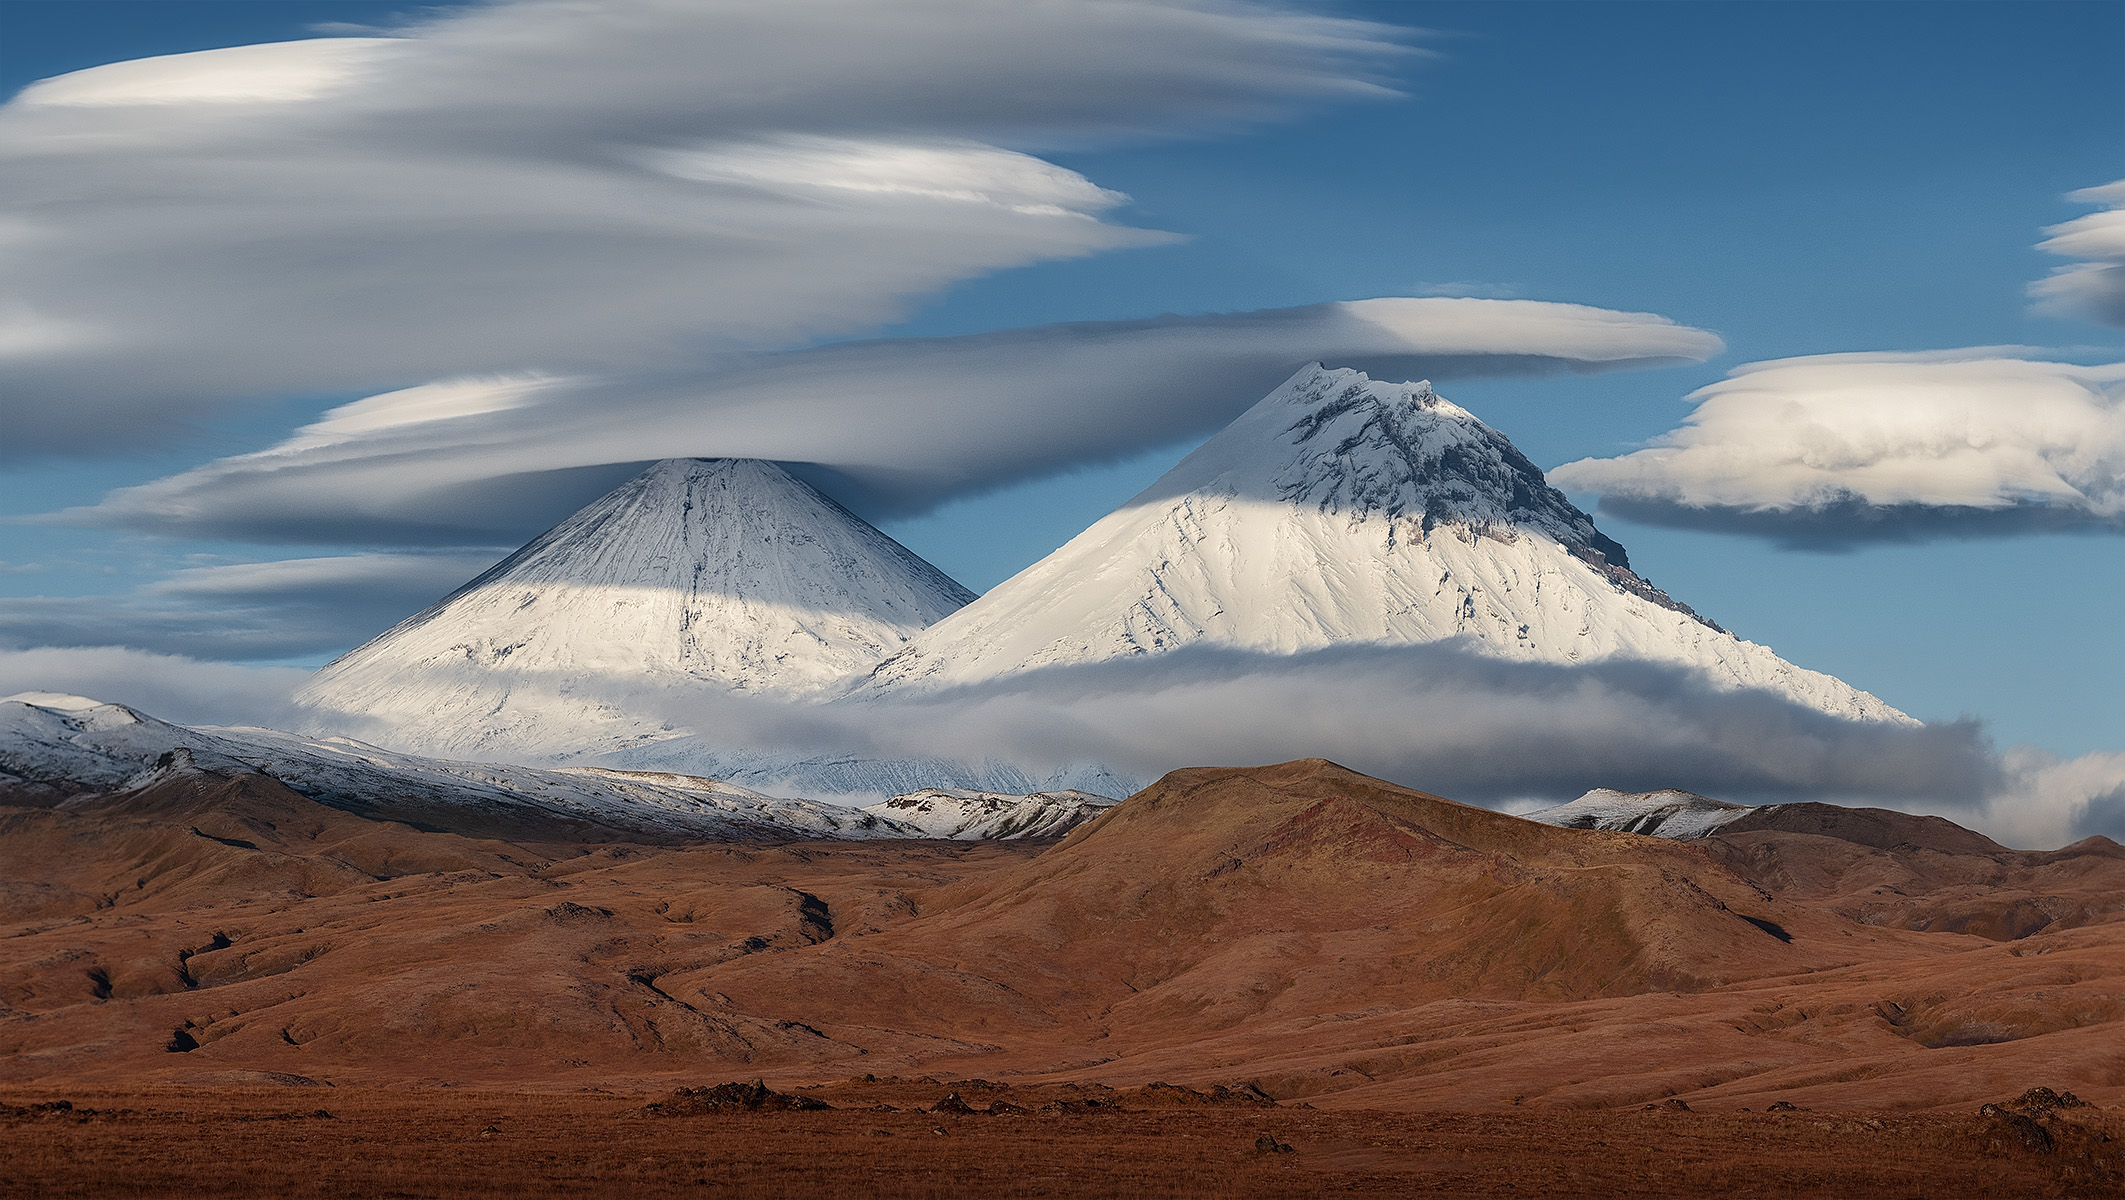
[
  {"x1": 1521, "y1": 788, "x2": 1753, "y2": 840},
  {"x1": 857, "y1": 788, "x2": 1118, "y2": 839},
  {"x1": 0, "y1": 693, "x2": 899, "y2": 839},
  {"x1": 2, "y1": 693, "x2": 1107, "y2": 842},
  {"x1": 293, "y1": 458, "x2": 975, "y2": 758},
  {"x1": 863, "y1": 364, "x2": 1908, "y2": 725}
]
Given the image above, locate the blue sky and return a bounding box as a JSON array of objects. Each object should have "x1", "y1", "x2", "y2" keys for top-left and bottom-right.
[
  {"x1": 889, "y1": 0, "x2": 2125, "y2": 757},
  {"x1": 0, "y1": 0, "x2": 2120, "y2": 772}
]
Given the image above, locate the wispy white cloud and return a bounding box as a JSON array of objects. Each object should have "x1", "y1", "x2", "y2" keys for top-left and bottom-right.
[
  {"x1": 0, "y1": 551, "x2": 504, "y2": 659},
  {"x1": 16, "y1": 37, "x2": 399, "y2": 108},
  {"x1": 2033, "y1": 178, "x2": 2125, "y2": 328},
  {"x1": 145, "y1": 552, "x2": 502, "y2": 600},
  {"x1": 0, "y1": 0, "x2": 1416, "y2": 458},
  {"x1": 0, "y1": 646, "x2": 309, "y2": 727},
  {"x1": 61, "y1": 297, "x2": 1723, "y2": 545},
  {"x1": 1549, "y1": 350, "x2": 2125, "y2": 545}
]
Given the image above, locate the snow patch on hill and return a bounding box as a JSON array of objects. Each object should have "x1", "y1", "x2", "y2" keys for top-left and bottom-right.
[
  {"x1": 1521, "y1": 787, "x2": 1754, "y2": 840},
  {"x1": 859, "y1": 788, "x2": 1118, "y2": 839}
]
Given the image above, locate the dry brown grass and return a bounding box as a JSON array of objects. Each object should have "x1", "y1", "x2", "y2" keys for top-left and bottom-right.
[
  {"x1": 8, "y1": 759, "x2": 2125, "y2": 1200},
  {"x1": 2, "y1": 1085, "x2": 2121, "y2": 1199}
]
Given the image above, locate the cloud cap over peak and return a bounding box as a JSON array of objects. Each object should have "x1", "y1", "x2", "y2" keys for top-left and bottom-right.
[
  {"x1": 1550, "y1": 350, "x2": 2125, "y2": 546},
  {"x1": 62, "y1": 297, "x2": 1724, "y2": 547}
]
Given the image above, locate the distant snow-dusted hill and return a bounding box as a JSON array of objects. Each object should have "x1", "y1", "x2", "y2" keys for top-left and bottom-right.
[
  {"x1": 1522, "y1": 788, "x2": 1754, "y2": 840},
  {"x1": 859, "y1": 787, "x2": 1118, "y2": 839},
  {"x1": 0, "y1": 693, "x2": 1103, "y2": 841}
]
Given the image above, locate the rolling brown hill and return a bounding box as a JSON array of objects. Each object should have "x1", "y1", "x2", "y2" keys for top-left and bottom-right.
[{"x1": 3, "y1": 759, "x2": 2123, "y2": 1115}]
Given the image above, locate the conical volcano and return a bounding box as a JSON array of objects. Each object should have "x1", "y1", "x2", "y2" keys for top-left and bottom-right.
[
  {"x1": 867, "y1": 365, "x2": 1905, "y2": 724},
  {"x1": 296, "y1": 458, "x2": 974, "y2": 758}
]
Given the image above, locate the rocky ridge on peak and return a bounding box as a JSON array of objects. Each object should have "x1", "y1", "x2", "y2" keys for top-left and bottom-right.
[{"x1": 1252, "y1": 368, "x2": 1715, "y2": 627}]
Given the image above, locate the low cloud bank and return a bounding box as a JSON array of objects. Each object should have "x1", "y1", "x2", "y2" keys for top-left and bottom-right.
[
  {"x1": 64, "y1": 298, "x2": 1722, "y2": 545},
  {"x1": 1988, "y1": 746, "x2": 2125, "y2": 850},
  {"x1": 2033, "y1": 178, "x2": 2125, "y2": 329},
  {"x1": 616, "y1": 641, "x2": 2002, "y2": 810},
  {"x1": 560, "y1": 641, "x2": 2125, "y2": 848},
  {"x1": 1551, "y1": 351, "x2": 2125, "y2": 545},
  {"x1": 11, "y1": 637, "x2": 2121, "y2": 849}
]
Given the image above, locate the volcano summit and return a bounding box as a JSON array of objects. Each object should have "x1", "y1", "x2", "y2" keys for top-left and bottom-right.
[
  {"x1": 864, "y1": 364, "x2": 1905, "y2": 725},
  {"x1": 294, "y1": 458, "x2": 974, "y2": 759}
]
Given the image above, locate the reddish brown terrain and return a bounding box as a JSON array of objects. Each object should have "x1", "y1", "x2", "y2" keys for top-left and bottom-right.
[{"x1": 5, "y1": 759, "x2": 2124, "y2": 1196}]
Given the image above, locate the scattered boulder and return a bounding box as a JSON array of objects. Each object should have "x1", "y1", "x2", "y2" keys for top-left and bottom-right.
[
  {"x1": 543, "y1": 902, "x2": 612, "y2": 923},
  {"x1": 0, "y1": 1101, "x2": 79, "y2": 1121},
  {"x1": 644, "y1": 1080, "x2": 832, "y2": 1115},
  {"x1": 1040, "y1": 1097, "x2": 1113, "y2": 1113},
  {"x1": 2010, "y1": 1087, "x2": 2089, "y2": 1113},
  {"x1": 1766, "y1": 1101, "x2": 1800, "y2": 1112},
  {"x1": 1977, "y1": 1105, "x2": 2055, "y2": 1155},
  {"x1": 1125, "y1": 1082, "x2": 1278, "y2": 1108},
  {"x1": 1254, "y1": 1135, "x2": 1295, "y2": 1155},
  {"x1": 928, "y1": 1092, "x2": 979, "y2": 1115}
]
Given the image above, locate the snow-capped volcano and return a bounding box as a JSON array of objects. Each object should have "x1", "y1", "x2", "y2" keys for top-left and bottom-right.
[
  {"x1": 295, "y1": 458, "x2": 974, "y2": 758},
  {"x1": 865, "y1": 364, "x2": 1907, "y2": 724}
]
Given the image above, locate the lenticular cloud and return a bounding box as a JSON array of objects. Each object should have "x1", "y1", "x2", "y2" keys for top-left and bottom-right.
[
  {"x1": 2033, "y1": 178, "x2": 2125, "y2": 329},
  {"x1": 1550, "y1": 351, "x2": 2125, "y2": 544},
  {"x1": 0, "y1": 0, "x2": 1413, "y2": 456},
  {"x1": 67, "y1": 298, "x2": 1724, "y2": 546}
]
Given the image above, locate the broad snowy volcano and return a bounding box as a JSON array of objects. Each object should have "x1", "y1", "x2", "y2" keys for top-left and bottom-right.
[
  {"x1": 866, "y1": 364, "x2": 1906, "y2": 724},
  {"x1": 295, "y1": 458, "x2": 974, "y2": 757}
]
